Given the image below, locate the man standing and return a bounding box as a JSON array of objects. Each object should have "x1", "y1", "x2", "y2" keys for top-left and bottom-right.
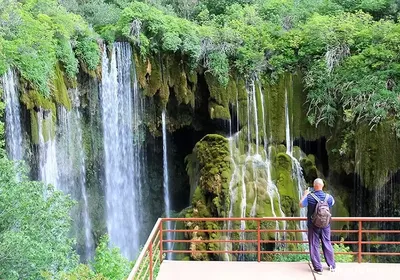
[{"x1": 299, "y1": 178, "x2": 336, "y2": 275}]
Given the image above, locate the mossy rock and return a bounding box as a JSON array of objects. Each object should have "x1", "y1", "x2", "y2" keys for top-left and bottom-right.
[
  {"x1": 134, "y1": 52, "x2": 150, "y2": 89},
  {"x1": 272, "y1": 152, "x2": 299, "y2": 217},
  {"x1": 205, "y1": 72, "x2": 240, "y2": 121},
  {"x1": 146, "y1": 55, "x2": 162, "y2": 97},
  {"x1": 300, "y1": 155, "x2": 318, "y2": 184},
  {"x1": 52, "y1": 63, "x2": 72, "y2": 110},
  {"x1": 327, "y1": 121, "x2": 400, "y2": 190}
]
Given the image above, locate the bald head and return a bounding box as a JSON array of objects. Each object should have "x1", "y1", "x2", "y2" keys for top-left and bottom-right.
[{"x1": 313, "y1": 178, "x2": 324, "y2": 191}]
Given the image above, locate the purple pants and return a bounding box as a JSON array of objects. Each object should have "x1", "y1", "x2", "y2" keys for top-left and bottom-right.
[{"x1": 308, "y1": 225, "x2": 336, "y2": 270}]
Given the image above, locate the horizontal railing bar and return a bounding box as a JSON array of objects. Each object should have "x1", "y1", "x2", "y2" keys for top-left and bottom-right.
[
  {"x1": 361, "y1": 241, "x2": 400, "y2": 245},
  {"x1": 260, "y1": 229, "x2": 307, "y2": 233},
  {"x1": 261, "y1": 251, "x2": 358, "y2": 255},
  {"x1": 332, "y1": 230, "x2": 359, "y2": 233},
  {"x1": 361, "y1": 252, "x2": 400, "y2": 256},
  {"x1": 163, "y1": 250, "x2": 259, "y2": 254},
  {"x1": 260, "y1": 229, "x2": 358, "y2": 233},
  {"x1": 163, "y1": 229, "x2": 360, "y2": 233},
  {"x1": 162, "y1": 217, "x2": 400, "y2": 222},
  {"x1": 163, "y1": 229, "x2": 258, "y2": 233},
  {"x1": 162, "y1": 239, "x2": 360, "y2": 245},
  {"x1": 260, "y1": 240, "x2": 359, "y2": 244},
  {"x1": 163, "y1": 239, "x2": 259, "y2": 243},
  {"x1": 362, "y1": 230, "x2": 400, "y2": 234},
  {"x1": 261, "y1": 240, "x2": 307, "y2": 244}
]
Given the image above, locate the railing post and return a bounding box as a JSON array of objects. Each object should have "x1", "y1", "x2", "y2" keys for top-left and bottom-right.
[
  {"x1": 358, "y1": 221, "x2": 362, "y2": 263},
  {"x1": 149, "y1": 241, "x2": 153, "y2": 280},
  {"x1": 257, "y1": 220, "x2": 261, "y2": 262},
  {"x1": 159, "y1": 220, "x2": 163, "y2": 263}
]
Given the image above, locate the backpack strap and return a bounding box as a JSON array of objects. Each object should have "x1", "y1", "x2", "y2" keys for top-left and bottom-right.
[{"x1": 310, "y1": 192, "x2": 321, "y2": 202}]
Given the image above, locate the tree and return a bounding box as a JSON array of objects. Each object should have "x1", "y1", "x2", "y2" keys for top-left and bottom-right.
[
  {"x1": 0, "y1": 102, "x2": 78, "y2": 279},
  {"x1": 58, "y1": 235, "x2": 132, "y2": 280}
]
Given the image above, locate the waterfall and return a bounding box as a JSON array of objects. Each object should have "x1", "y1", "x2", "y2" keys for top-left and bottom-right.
[
  {"x1": 285, "y1": 88, "x2": 293, "y2": 155},
  {"x1": 2, "y1": 69, "x2": 23, "y2": 161},
  {"x1": 285, "y1": 89, "x2": 308, "y2": 240},
  {"x1": 101, "y1": 42, "x2": 139, "y2": 260},
  {"x1": 162, "y1": 110, "x2": 172, "y2": 259},
  {"x1": 259, "y1": 83, "x2": 286, "y2": 241},
  {"x1": 37, "y1": 110, "x2": 58, "y2": 188},
  {"x1": 56, "y1": 89, "x2": 94, "y2": 261}
]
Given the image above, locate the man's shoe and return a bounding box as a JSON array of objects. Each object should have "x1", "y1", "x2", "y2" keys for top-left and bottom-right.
[
  {"x1": 329, "y1": 265, "x2": 336, "y2": 272},
  {"x1": 313, "y1": 269, "x2": 323, "y2": 275}
]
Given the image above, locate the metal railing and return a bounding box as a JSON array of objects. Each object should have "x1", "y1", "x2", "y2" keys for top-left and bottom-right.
[{"x1": 128, "y1": 217, "x2": 400, "y2": 280}]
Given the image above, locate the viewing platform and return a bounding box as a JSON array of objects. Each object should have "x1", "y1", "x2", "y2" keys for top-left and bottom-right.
[
  {"x1": 157, "y1": 261, "x2": 400, "y2": 280},
  {"x1": 128, "y1": 217, "x2": 400, "y2": 280}
]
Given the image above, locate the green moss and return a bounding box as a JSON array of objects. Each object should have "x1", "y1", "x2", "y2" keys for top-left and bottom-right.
[
  {"x1": 330, "y1": 192, "x2": 350, "y2": 233},
  {"x1": 159, "y1": 63, "x2": 170, "y2": 109},
  {"x1": 300, "y1": 155, "x2": 318, "y2": 185},
  {"x1": 326, "y1": 121, "x2": 400, "y2": 190},
  {"x1": 29, "y1": 109, "x2": 55, "y2": 144},
  {"x1": 21, "y1": 89, "x2": 57, "y2": 144},
  {"x1": 209, "y1": 101, "x2": 231, "y2": 120},
  {"x1": 264, "y1": 74, "x2": 286, "y2": 143},
  {"x1": 30, "y1": 110, "x2": 39, "y2": 144},
  {"x1": 272, "y1": 152, "x2": 299, "y2": 217},
  {"x1": 52, "y1": 63, "x2": 71, "y2": 110},
  {"x1": 184, "y1": 134, "x2": 232, "y2": 259},
  {"x1": 147, "y1": 55, "x2": 162, "y2": 97},
  {"x1": 205, "y1": 72, "x2": 237, "y2": 120},
  {"x1": 134, "y1": 52, "x2": 149, "y2": 89},
  {"x1": 164, "y1": 55, "x2": 194, "y2": 106},
  {"x1": 291, "y1": 71, "x2": 328, "y2": 140},
  {"x1": 354, "y1": 122, "x2": 400, "y2": 189}
]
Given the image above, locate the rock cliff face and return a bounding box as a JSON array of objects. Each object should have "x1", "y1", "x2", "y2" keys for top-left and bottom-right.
[{"x1": 2, "y1": 41, "x2": 400, "y2": 261}]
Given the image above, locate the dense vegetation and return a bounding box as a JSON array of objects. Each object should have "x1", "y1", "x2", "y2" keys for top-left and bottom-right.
[
  {"x1": 3, "y1": 0, "x2": 400, "y2": 132},
  {"x1": 0, "y1": 100, "x2": 132, "y2": 278},
  {"x1": 0, "y1": 0, "x2": 100, "y2": 95},
  {"x1": 2, "y1": 0, "x2": 400, "y2": 277},
  {"x1": 63, "y1": 0, "x2": 400, "y2": 135}
]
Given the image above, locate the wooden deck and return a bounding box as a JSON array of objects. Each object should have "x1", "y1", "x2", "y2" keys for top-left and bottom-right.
[{"x1": 156, "y1": 261, "x2": 400, "y2": 280}]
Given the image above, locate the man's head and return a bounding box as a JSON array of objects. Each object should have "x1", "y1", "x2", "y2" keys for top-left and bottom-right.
[{"x1": 313, "y1": 178, "x2": 324, "y2": 191}]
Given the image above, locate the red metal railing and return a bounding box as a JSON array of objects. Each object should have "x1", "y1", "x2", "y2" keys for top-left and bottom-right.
[{"x1": 128, "y1": 217, "x2": 400, "y2": 280}]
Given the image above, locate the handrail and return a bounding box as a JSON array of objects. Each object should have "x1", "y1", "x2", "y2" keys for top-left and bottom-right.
[
  {"x1": 162, "y1": 217, "x2": 400, "y2": 222},
  {"x1": 128, "y1": 217, "x2": 400, "y2": 279},
  {"x1": 127, "y1": 218, "x2": 162, "y2": 280}
]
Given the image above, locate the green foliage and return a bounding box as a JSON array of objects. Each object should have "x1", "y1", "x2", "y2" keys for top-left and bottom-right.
[
  {"x1": 62, "y1": 0, "x2": 126, "y2": 27},
  {"x1": 0, "y1": 157, "x2": 78, "y2": 279},
  {"x1": 273, "y1": 242, "x2": 354, "y2": 263},
  {"x1": 92, "y1": 235, "x2": 132, "y2": 280},
  {"x1": 59, "y1": 235, "x2": 132, "y2": 280},
  {"x1": 59, "y1": 264, "x2": 107, "y2": 280},
  {"x1": 331, "y1": 243, "x2": 354, "y2": 263},
  {"x1": 56, "y1": 37, "x2": 79, "y2": 79},
  {"x1": 118, "y1": 2, "x2": 202, "y2": 64},
  {"x1": 0, "y1": 0, "x2": 99, "y2": 95},
  {"x1": 75, "y1": 36, "x2": 101, "y2": 71}
]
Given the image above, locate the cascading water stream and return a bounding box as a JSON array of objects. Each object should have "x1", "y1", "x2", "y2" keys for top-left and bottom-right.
[
  {"x1": 285, "y1": 89, "x2": 308, "y2": 240},
  {"x1": 2, "y1": 69, "x2": 23, "y2": 162},
  {"x1": 56, "y1": 89, "x2": 94, "y2": 261},
  {"x1": 224, "y1": 122, "x2": 239, "y2": 261},
  {"x1": 249, "y1": 81, "x2": 258, "y2": 217},
  {"x1": 37, "y1": 110, "x2": 58, "y2": 188},
  {"x1": 162, "y1": 110, "x2": 172, "y2": 259},
  {"x1": 101, "y1": 42, "x2": 139, "y2": 260}
]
